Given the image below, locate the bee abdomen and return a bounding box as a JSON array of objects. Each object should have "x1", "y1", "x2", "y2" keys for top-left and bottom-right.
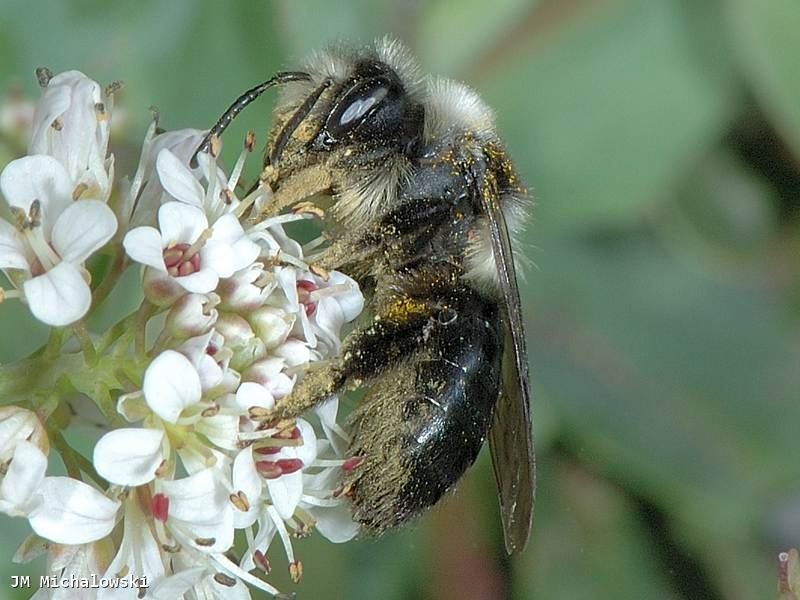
[{"x1": 344, "y1": 292, "x2": 501, "y2": 533}]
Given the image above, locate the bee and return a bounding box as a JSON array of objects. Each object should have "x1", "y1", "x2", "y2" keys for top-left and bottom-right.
[{"x1": 195, "y1": 38, "x2": 535, "y2": 553}]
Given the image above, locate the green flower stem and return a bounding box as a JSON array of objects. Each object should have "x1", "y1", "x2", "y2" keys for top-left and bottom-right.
[
  {"x1": 72, "y1": 323, "x2": 98, "y2": 366},
  {"x1": 90, "y1": 247, "x2": 127, "y2": 310}
]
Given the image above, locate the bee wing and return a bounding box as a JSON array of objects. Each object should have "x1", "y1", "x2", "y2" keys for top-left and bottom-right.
[{"x1": 482, "y1": 193, "x2": 535, "y2": 555}]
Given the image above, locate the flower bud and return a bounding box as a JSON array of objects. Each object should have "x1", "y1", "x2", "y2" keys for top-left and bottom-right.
[
  {"x1": 217, "y1": 263, "x2": 276, "y2": 313},
  {"x1": 216, "y1": 312, "x2": 255, "y2": 348},
  {"x1": 166, "y1": 292, "x2": 219, "y2": 338},
  {"x1": 274, "y1": 339, "x2": 314, "y2": 368},
  {"x1": 249, "y1": 306, "x2": 294, "y2": 350},
  {"x1": 142, "y1": 267, "x2": 185, "y2": 307},
  {"x1": 0, "y1": 406, "x2": 48, "y2": 462},
  {"x1": 242, "y1": 357, "x2": 294, "y2": 399}
]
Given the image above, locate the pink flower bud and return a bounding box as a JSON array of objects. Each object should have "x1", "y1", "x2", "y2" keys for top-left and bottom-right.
[
  {"x1": 142, "y1": 267, "x2": 185, "y2": 307},
  {"x1": 217, "y1": 263, "x2": 275, "y2": 312},
  {"x1": 215, "y1": 312, "x2": 255, "y2": 347},
  {"x1": 166, "y1": 293, "x2": 219, "y2": 338}
]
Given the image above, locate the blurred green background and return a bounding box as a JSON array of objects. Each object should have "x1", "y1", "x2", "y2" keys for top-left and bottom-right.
[{"x1": 2, "y1": 0, "x2": 800, "y2": 598}]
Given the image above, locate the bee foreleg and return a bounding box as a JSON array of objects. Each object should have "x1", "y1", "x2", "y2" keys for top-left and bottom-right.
[{"x1": 260, "y1": 294, "x2": 435, "y2": 421}]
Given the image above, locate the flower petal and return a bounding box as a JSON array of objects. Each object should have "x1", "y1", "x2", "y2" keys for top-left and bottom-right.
[
  {"x1": 174, "y1": 268, "x2": 218, "y2": 294},
  {"x1": 0, "y1": 155, "x2": 73, "y2": 236},
  {"x1": 308, "y1": 503, "x2": 360, "y2": 543},
  {"x1": 123, "y1": 226, "x2": 167, "y2": 271},
  {"x1": 156, "y1": 149, "x2": 204, "y2": 207},
  {"x1": 232, "y1": 447, "x2": 262, "y2": 528},
  {"x1": 0, "y1": 441, "x2": 46, "y2": 516},
  {"x1": 0, "y1": 219, "x2": 30, "y2": 271},
  {"x1": 23, "y1": 261, "x2": 91, "y2": 326},
  {"x1": 93, "y1": 428, "x2": 165, "y2": 486},
  {"x1": 265, "y1": 470, "x2": 303, "y2": 521},
  {"x1": 160, "y1": 468, "x2": 234, "y2": 552},
  {"x1": 235, "y1": 381, "x2": 275, "y2": 411},
  {"x1": 51, "y1": 200, "x2": 117, "y2": 263},
  {"x1": 28, "y1": 477, "x2": 120, "y2": 544},
  {"x1": 143, "y1": 350, "x2": 201, "y2": 423},
  {"x1": 158, "y1": 201, "x2": 207, "y2": 246}
]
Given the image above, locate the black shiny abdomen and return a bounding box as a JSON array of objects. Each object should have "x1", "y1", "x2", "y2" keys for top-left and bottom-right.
[
  {"x1": 400, "y1": 295, "x2": 501, "y2": 513},
  {"x1": 345, "y1": 290, "x2": 502, "y2": 531}
]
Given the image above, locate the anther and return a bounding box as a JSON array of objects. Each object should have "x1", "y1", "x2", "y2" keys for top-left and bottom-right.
[
  {"x1": 201, "y1": 404, "x2": 220, "y2": 417},
  {"x1": 245, "y1": 130, "x2": 256, "y2": 152},
  {"x1": 94, "y1": 102, "x2": 108, "y2": 122},
  {"x1": 289, "y1": 560, "x2": 303, "y2": 583},
  {"x1": 309, "y1": 264, "x2": 329, "y2": 281},
  {"x1": 213, "y1": 572, "x2": 237, "y2": 587},
  {"x1": 151, "y1": 493, "x2": 169, "y2": 522},
  {"x1": 229, "y1": 490, "x2": 250, "y2": 512},
  {"x1": 35, "y1": 67, "x2": 53, "y2": 88},
  {"x1": 194, "y1": 537, "x2": 216, "y2": 547},
  {"x1": 209, "y1": 134, "x2": 221, "y2": 158},
  {"x1": 292, "y1": 201, "x2": 324, "y2": 218},
  {"x1": 72, "y1": 182, "x2": 89, "y2": 200},
  {"x1": 342, "y1": 456, "x2": 365, "y2": 472},
  {"x1": 253, "y1": 549, "x2": 271, "y2": 573},
  {"x1": 51, "y1": 118, "x2": 63, "y2": 131}
]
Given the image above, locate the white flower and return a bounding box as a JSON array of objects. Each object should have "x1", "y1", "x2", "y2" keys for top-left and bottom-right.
[
  {"x1": 123, "y1": 201, "x2": 260, "y2": 295},
  {"x1": 0, "y1": 441, "x2": 119, "y2": 544},
  {"x1": 93, "y1": 350, "x2": 238, "y2": 486},
  {"x1": 29, "y1": 70, "x2": 113, "y2": 202},
  {"x1": 0, "y1": 155, "x2": 117, "y2": 325},
  {"x1": 0, "y1": 405, "x2": 48, "y2": 462}
]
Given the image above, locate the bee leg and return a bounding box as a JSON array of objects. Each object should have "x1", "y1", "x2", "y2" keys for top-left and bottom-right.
[
  {"x1": 260, "y1": 295, "x2": 434, "y2": 421},
  {"x1": 254, "y1": 163, "x2": 332, "y2": 219}
]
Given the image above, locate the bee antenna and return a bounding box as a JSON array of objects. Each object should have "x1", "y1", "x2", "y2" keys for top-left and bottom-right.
[
  {"x1": 192, "y1": 71, "x2": 311, "y2": 166},
  {"x1": 268, "y1": 78, "x2": 333, "y2": 167}
]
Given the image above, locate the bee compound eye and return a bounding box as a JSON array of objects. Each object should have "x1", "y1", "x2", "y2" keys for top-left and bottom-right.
[{"x1": 325, "y1": 78, "x2": 391, "y2": 139}]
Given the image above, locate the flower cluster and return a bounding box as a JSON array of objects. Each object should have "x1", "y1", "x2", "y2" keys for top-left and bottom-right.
[{"x1": 0, "y1": 70, "x2": 364, "y2": 598}]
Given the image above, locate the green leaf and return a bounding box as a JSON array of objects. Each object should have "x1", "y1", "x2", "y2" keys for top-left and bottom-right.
[
  {"x1": 520, "y1": 454, "x2": 681, "y2": 599},
  {"x1": 415, "y1": 0, "x2": 536, "y2": 74},
  {"x1": 727, "y1": 0, "x2": 800, "y2": 159},
  {"x1": 479, "y1": 0, "x2": 741, "y2": 228},
  {"x1": 524, "y1": 231, "x2": 795, "y2": 597}
]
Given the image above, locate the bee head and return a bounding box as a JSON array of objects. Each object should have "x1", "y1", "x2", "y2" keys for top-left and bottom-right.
[
  {"x1": 306, "y1": 58, "x2": 424, "y2": 155},
  {"x1": 268, "y1": 39, "x2": 425, "y2": 171}
]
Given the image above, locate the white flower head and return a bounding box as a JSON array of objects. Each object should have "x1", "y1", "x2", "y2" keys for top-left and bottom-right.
[
  {"x1": 0, "y1": 155, "x2": 117, "y2": 325},
  {"x1": 29, "y1": 70, "x2": 113, "y2": 201},
  {"x1": 123, "y1": 201, "x2": 260, "y2": 295}
]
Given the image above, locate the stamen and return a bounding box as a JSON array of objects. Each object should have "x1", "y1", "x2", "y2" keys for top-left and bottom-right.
[
  {"x1": 181, "y1": 229, "x2": 213, "y2": 262},
  {"x1": 292, "y1": 201, "x2": 324, "y2": 219},
  {"x1": 253, "y1": 549, "x2": 271, "y2": 573},
  {"x1": 297, "y1": 280, "x2": 318, "y2": 316},
  {"x1": 150, "y1": 493, "x2": 169, "y2": 522},
  {"x1": 342, "y1": 456, "x2": 365, "y2": 472},
  {"x1": 228, "y1": 132, "x2": 255, "y2": 191},
  {"x1": 289, "y1": 560, "x2": 303, "y2": 583},
  {"x1": 309, "y1": 263, "x2": 329, "y2": 281},
  {"x1": 211, "y1": 552, "x2": 282, "y2": 597},
  {"x1": 308, "y1": 284, "x2": 355, "y2": 302},
  {"x1": 247, "y1": 212, "x2": 314, "y2": 232},
  {"x1": 302, "y1": 235, "x2": 327, "y2": 254},
  {"x1": 267, "y1": 505, "x2": 296, "y2": 563},
  {"x1": 72, "y1": 182, "x2": 89, "y2": 200},
  {"x1": 35, "y1": 66, "x2": 53, "y2": 88},
  {"x1": 299, "y1": 495, "x2": 342, "y2": 508},
  {"x1": 195, "y1": 537, "x2": 217, "y2": 547},
  {"x1": 230, "y1": 490, "x2": 250, "y2": 512},
  {"x1": 214, "y1": 573, "x2": 237, "y2": 587},
  {"x1": 0, "y1": 288, "x2": 21, "y2": 302}
]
